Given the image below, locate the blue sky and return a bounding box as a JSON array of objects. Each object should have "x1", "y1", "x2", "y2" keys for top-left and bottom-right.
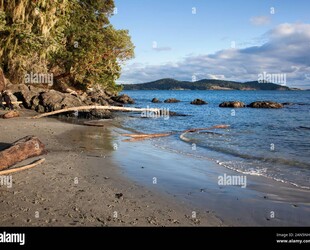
[{"x1": 111, "y1": 0, "x2": 310, "y2": 88}]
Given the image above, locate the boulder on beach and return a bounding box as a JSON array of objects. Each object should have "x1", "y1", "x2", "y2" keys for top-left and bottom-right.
[
  {"x1": 219, "y1": 101, "x2": 245, "y2": 108},
  {"x1": 112, "y1": 94, "x2": 135, "y2": 104},
  {"x1": 247, "y1": 101, "x2": 283, "y2": 109},
  {"x1": 2, "y1": 110, "x2": 20, "y2": 119},
  {"x1": 190, "y1": 99, "x2": 208, "y2": 105},
  {"x1": 164, "y1": 98, "x2": 180, "y2": 103},
  {"x1": 151, "y1": 98, "x2": 161, "y2": 103}
]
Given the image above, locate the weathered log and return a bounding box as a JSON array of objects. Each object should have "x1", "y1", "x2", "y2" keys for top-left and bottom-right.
[
  {"x1": 121, "y1": 125, "x2": 230, "y2": 142},
  {"x1": 0, "y1": 158, "x2": 45, "y2": 175},
  {"x1": 122, "y1": 133, "x2": 172, "y2": 142},
  {"x1": 122, "y1": 133, "x2": 172, "y2": 138},
  {"x1": 0, "y1": 136, "x2": 46, "y2": 171},
  {"x1": 31, "y1": 105, "x2": 160, "y2": 119}
]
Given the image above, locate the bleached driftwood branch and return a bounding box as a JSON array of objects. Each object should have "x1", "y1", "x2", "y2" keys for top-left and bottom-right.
[{"x1": 31, "y1": 105, "x2": 161, "y2": 119}]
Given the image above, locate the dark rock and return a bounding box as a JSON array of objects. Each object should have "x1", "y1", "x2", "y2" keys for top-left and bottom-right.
[
  {"x1": 112, "y1": 94, "x2": 135, "y2": 104},
  {"x1": 219, "y1": 101, "x2": 245, "y2": 108},
  {"x1": 115, "y1": 193, "x2": 123, "y2": 199},
  {"x1": 247, "y1": 101, "x2": 283, "y2": 109},
  {"x1": 151, "y1": 98, "x2": 161, "y2": 103},
  {"x1": 78, "y1": 110, "x2": 112, "y2": 119},
  {"x1": 38, "y1": 90, "x2": 84, "y2": 112},
  {"x1": 190, "y1": 99, "x2": 208, "y2": 105},
  {"x1": 164, "y1": 98, "x2": 180, "y2": 103},
  {"x1": 0, "y1": 68, "x2": 6, "y2": 92},
  {"x1": 282, "y1": 102, "x2": 293, "y2": 106},
  {"x1": 11, "y1": 84, "x2": 41, "y2": 109}
]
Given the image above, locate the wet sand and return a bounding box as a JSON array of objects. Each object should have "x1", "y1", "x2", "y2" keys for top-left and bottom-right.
[
  {"x1": 113, "y1": 133, "x2": 310, "y2": 226},
  {"x1": 0, "y1": 110, "x2": 221, "y2": 226}
]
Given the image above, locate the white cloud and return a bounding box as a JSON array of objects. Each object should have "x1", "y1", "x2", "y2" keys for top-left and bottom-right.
[
  {"x1": 250, "y1": 16, "x2": 271, "y2": 26},
  {"x1": 120, "y1": 23, "x2": 310, "y2": 89},
  {"x1": 152, "y1": 46, "x2": 172, "y2": 52}
]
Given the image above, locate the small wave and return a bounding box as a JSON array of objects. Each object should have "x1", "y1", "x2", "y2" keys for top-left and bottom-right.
[{"x1": 217, "y1": 161, "x2": 310, "y2": 190}]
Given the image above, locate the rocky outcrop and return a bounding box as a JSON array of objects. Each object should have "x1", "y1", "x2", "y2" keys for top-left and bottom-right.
[
  {"x1": 7, "y1": 84, "x2": 121, "y2": 119},
  {"x1": 247, "y1": 101, "x2": 283, "y2": 109},
  {"x1": 219, "y1": 101, "x2": 245, "y2": 108},
  {"x1": 111, "y1": 94, "x2": 135, "y2": 104},
  {"x1": 190, "y1": 99, "x2": 207, "y2": 105},
  {"x1": 151, "y1": 98, "x2": 161, "y2": 103},
  {"x1": 164, "y1": 98, "x2": 180, "y2": 103}
]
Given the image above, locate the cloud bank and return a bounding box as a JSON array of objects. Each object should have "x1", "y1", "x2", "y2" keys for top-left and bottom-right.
[{"x1": 120, "y1": 23, "x2": 310, "y2": 88}]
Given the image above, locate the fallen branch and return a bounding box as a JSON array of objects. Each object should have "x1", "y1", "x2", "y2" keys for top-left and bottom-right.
[
  {"x1": 122, "y1": 133, "x2": 172, "y2": 138},
  {"x1": 0, "y1": 158, "x2": 45, "y2": 175},
  {"x1": 121, "y1": 125, "x2": 230, "y2": 142},
  {"x1": 31, "y1": 105, "x2": 161, "y2": 119},
  {"x1": 2, "y1": 101, "x2": 23, "y2": 105},
  {"x1": 0, "y1": 136, "x2": 46, "y2": 171},
  {"x1": 180, "y1": 125, "x2": 230, "y2": 142}
]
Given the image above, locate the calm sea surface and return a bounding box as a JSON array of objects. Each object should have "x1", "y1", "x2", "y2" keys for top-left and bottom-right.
[{"x1": 121, "y1": 90, "x2": 310, "y2": 189}]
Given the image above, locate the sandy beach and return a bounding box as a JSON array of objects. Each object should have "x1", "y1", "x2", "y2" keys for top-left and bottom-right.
[{"x1": 0, "y1": 110, "x2": 222, "y2": 226}]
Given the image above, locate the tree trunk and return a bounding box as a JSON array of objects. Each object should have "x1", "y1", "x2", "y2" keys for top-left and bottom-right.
[{"x1": 0, "y1": 136, "x2": 46, "y2": 171}]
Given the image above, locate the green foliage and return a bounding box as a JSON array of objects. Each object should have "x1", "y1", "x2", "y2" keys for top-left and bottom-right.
[{"x1": 0, "y1": 0, "x2": 134, "y2": 92}]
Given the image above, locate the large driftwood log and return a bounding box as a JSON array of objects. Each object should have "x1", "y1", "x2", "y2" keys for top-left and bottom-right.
[
  {"x1": 0, "y1": 136, "x2": 46, "y2": 171},
  {"x1": 31, "y1": 106, "x2": 161, "y2": 119}
]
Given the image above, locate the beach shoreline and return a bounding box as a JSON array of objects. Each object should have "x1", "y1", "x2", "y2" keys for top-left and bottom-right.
[
  {"x1": 1, "y1": 109, "x2": 309, "y2": 226},
  {"x1": 0, "y1": 110, "x2": 221, "y2": 226}
]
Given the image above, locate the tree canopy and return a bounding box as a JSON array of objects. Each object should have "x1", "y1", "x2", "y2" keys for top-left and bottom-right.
[{"x1": 0, "y1": 0, "x2": 134, "y2": 92}]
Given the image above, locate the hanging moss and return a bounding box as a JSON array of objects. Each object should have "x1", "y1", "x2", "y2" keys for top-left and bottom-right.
[{"x1": 0, "y1": 0, "x2": 133, "y2": 92}]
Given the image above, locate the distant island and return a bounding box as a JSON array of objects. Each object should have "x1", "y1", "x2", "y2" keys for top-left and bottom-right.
[{"x1": 123, "y1": 78, "x2": 293, "y2": 90}]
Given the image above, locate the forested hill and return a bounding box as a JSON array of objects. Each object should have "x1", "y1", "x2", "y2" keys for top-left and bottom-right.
[{"x1": 123, "y1": 79, "x2": 291, "y2": 90}]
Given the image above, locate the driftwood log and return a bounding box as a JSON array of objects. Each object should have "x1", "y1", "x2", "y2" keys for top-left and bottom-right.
[
  {"x1": 0, "y1": 158, "x2": 45, "y2": 175},
  {"x1": 180, "y1": 125, "x2": 230, "y2": 142},
  {"x1": 0, "y1": 136, "x2": 45, "y2": 171},
  {"x1": 121, "y1": 125, "x2": 230, "y2": 142},
  {"x1": 31, "y1": 105, "x2": 161, "y2": 119}
]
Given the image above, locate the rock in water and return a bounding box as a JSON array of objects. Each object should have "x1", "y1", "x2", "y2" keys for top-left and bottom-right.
[
  {"x1": 190, "y1": 99, "x2": 208, "y2": 105},
  {"x1": 164, "y1": 98, "x2": 180, "y2": 103},
  {"x1": 112, "y1": 94, "x2": 135, "y2": 104},
  {"x1": 2, "y1": 110, "x2": 20, "y2": 119},
  {"x1": 151, "y1": 98, "x2": 161, "y2": 103},
  {"x1": 247, "y1": 101, "x2": 283, "y2": 109},
  {"x1": 219, "y1": 101, "x2": 245, "y2": 108}
]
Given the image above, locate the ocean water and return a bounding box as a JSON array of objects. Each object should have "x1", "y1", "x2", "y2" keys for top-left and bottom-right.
[{"x1": 121, "y1": 90, "x2": 310, "y2": 189}]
